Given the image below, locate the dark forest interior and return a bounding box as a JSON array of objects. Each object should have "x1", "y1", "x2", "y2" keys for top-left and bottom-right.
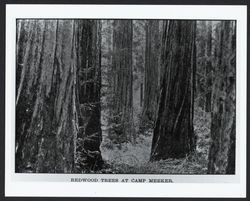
[{"x1": 15, "y1": 19, "x2": 236, "y2": 174}]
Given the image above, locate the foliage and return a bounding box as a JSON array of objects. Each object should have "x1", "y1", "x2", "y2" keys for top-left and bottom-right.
[{"x1": 100, "y1": 104, "x2": 210, "y2": 174}]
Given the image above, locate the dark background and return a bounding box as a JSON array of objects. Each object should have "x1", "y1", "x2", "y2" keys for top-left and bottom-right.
[{"x1": 0, "y1": 0, "x2": 248, "y2": 200}]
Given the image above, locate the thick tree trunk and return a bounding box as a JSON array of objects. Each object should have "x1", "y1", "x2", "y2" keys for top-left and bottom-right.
[
  {"x1": 75, "y1": 20, "x2": 103, "y2": 171},
  {"x1": 207, "y1": 21, "x2": 236, "y2": 174},
  {"x1": 150, "y1": 21, "x2": 196, "y2": 161},
  {"x1": 15, "y1": 20, "x2": 103, "y2": 173},
  {"x1": 111, "y1": 20, "x2": 134, "y2": 143},
  {"x1": 142, "y1": 20, "x2": 160, "y2": 123},
  {"x1": 16, "y1": 20, "x2": 78, "y2": 173}
]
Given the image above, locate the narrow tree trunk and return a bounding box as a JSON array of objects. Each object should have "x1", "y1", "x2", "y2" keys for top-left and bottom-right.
[
  {"x1": 150, "y1": 21, "x2": 196, "y2": 161},
  {"x1": 75, "y1": 20, "x2": 103, "y2": 171},
  {"x1": 142, "y1": 20, "x2": 160, "y2": 123},
  {"x1": 207, "y1": 21, "x2": 236, "y2": 174},
  {"x1": 205, "y1": 21, "x2": 213, "y2": 112},
  {"x1": 111, "y1": 20, "x2": 134, "y2": 143},
  {"x1": 196, "y1": 21, "x2": 207, "y2": 110}
]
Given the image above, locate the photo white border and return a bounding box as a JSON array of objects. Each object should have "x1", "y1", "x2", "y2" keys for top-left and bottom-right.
[{"x1": 5, "y1": 5, "x2": 247, "y2": 197}]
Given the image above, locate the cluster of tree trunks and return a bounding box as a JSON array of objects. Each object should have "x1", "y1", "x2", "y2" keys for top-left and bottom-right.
[
  {"x1": 16, "y1": 19, "x2": 102, "y2": 173},
  {"x1": 150, "y1": 21, "x2": 196, "y2": 161},
  {"x1": 150, "y1": 20, "x2": 236, "y2": 174},
  {"x1": 207, "y1": 21, "x2": 236, "y2": 174},
  {"x1": 15, "y1": 19, "x2": 236, "y2": 174},
  {"x1": 111, "y1": 20, "x2": 134, "y2": 143}
]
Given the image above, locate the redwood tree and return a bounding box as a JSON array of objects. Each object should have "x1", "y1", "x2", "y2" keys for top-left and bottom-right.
[
  {"x1": 75, "y1": 20, "x2": 103, "y2": 171},
  {"x1": 196, "y1": 21, "x2": 207, "y2": 110},
  {"x1": 142, "y1": 20, "x2": 160, "y2": 123},
  {"x1": 15, "y1": 19, "x2": 102, "y2": 173},
  {"x1": 205, "y1": 21, "x2": 213, "y2": 112},
  {"x1": 150, "y1": 20, "x2": 196, "y2": 161},
  {"x1": 207, "y1": 21, "x2": 236, "y2": 174},
  {"x1": 110, "y1": 20, "x2": 134, "y2": 143}
]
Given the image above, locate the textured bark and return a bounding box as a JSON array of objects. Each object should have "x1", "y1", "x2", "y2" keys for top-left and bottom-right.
[
  {"x1": 15, "y1": 20, "x2": 103, "y2": 173},
  {"x1": 75, "y1": 20, "x2": 103, "y2": 171},
  {"x1": 196, "y1": 21, "x2": 207, "y2": 109},
  {"x1": 142, "y1": 20, "x2": 160, "y2": 123},
  {"x1": 16, "y1": 20, "x2": 78, "y2": 173},
  {"x1": 150, "y1": 21, "x2": 196, "y2": 161},
  {"x1": 207, "y1": 21, "x2": 236, "y2": 174},
  {"x1": 111, "y1": 20, "x2": 134, "y2": 143}
]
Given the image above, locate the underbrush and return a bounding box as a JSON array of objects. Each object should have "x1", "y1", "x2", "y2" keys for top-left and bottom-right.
[
  {"x1": 100, "y1": 106, "x2": 211, "y2": 174},
  {"x1": 109, "y1": 152, "x2": 207, "y2": 174}
]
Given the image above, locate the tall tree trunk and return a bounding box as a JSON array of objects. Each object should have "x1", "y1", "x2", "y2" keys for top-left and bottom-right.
[
  {"x1": 207, "y1": 21, "x2": 236, "y2": 174},
  {"x1": 15, "y1": 19, "x2": 103, "y2": 173},
  {"x1": 142, "y1": 20, "x2": 160, "y2": 123},
  {"x1": 75, "y1": 20, "x2": 103, "y2": 171},
  {"x1": 205, "y1": 21, "x2": 213, "y2": 112},
  {"x1": 111, "y1": 20, "x2": 134, "y2": 143},
  {"x1": 16, "y1": 20, "x2": 78, "y2": 173},
  {"x1": 150, "y1": 21, "x2": 196, "y2": 161},
  {"x1": 196, "y1": 21, "x2": 207, "y2": 109}
]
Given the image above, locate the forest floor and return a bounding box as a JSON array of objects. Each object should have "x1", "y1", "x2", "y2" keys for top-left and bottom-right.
[{"x1": 99, "y1": 105, "x2": 211, "y2": 174}]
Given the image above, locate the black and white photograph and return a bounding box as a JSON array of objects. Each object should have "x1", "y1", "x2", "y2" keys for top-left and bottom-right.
[
  {"x1": 15, "y1": 19, "x2": 236, "y2": 174},
  {"x1": 4, "y1": 4, "x2": 247, "y2": 198}
]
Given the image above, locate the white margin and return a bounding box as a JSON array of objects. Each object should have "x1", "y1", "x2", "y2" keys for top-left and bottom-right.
[{"x1": 5, "y1": 5, "x2": 247, "y2": 197}]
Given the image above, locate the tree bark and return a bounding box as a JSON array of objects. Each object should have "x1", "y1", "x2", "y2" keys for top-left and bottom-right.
[
  {"x1": 207, "y1": 21, "x2": 236, "y2": 174},
  {"x1": 150, "y1": 21, "x2": 196, "y2": 161},
  {"x1": 196, "y1": 21, "x2": 207, "y2": 110},
  {"x1": 75, "y1": 20, "x2": 103, "y2": 171},
  {"x1": 15, "y1": 19, "x2": 103, "y2": 173},
  {"x1": 142, "y1": 20, "x2": 160, "y2": 123},
  {"x1": 16, "y1": 20, "x2": 78, "y2": 173},
  {"x1": 111, "y1": 20, "x2": 134, "y2": 143}
]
